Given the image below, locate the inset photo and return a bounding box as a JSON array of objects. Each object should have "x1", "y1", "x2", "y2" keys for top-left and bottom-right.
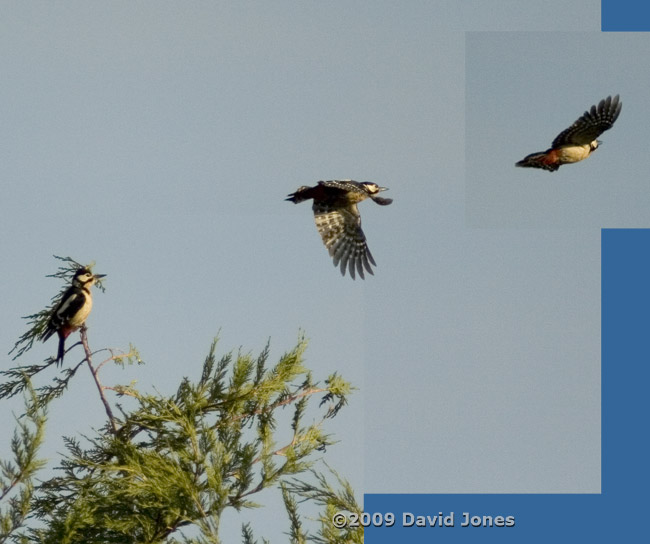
[{"x1": 466, "y1": 32, "x2": 650, "y2": 228}]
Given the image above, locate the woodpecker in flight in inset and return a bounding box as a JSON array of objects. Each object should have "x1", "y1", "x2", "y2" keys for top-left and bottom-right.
[
  {"x1": 286, "y1": 180, "x2": 392, "y2": 279},
  {"x1": 516, "y1": 95, "x2": 622, "y2": 172},
  {"x1": 40, "y1": 267, "x2": 106, "y2": 364}
]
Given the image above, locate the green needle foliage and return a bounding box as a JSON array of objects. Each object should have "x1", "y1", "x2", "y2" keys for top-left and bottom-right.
[
  {"x1": 24, "y1": 337, "x2": 359, "y2": 543},
  {"x1": 283, "y1": 467, "x2": 363, "y2": 544},
  {"x1": 0, "y1": 382, "x2": 47, "y2": 544},
  {"x1": 2, "y1": 258, "x2": 362, "y2": 543}
]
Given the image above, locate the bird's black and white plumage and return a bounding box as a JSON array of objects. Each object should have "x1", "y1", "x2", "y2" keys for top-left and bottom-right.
[
  {"x1": 287, "y1": 180, "x2": 392, "y2": 279},
  {"x1": 516, "y1": 95, "x2": 622, "y2": 171},
  {"x1": 40, "y1": 267, "x2": 105, "y2": 364}
]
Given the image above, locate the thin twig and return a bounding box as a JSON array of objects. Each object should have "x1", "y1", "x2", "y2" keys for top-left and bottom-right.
[
  {"x1": 80, "y1": 325, "x2": 118, "y2": 435},
  {"x1": 94, "y1": 347, "x2": 137, "y2": 373},
  {"x1": 0, "y1": 470, "x2": 28, "y2": 502},
  {"x1": 103, "y1": 385, "x2": 139, "y2": 398}
]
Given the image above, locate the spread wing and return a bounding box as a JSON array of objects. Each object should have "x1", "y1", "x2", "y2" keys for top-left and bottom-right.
[
  {"x1": 313, "y1": 202, "x2": 375, "y2": 280},
  {"x1": 552, "y1": 95, "x2": 622, "y2": 148}
]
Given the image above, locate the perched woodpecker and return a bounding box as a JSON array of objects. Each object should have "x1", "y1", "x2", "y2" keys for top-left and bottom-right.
[
  {"x1": 287, "y1": 180, "x2": 393, "y2": 279},
  {"x1": 516, "y1": 95, "x2": 622, "y2": 172},
  {"x1": 40, "y1": 267, "x2": 106, "y2": 365}
]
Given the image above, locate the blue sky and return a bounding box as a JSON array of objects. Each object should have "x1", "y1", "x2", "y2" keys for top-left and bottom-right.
[{"x1": 0, "y1": 0, "x2": 623, "y2": 540}]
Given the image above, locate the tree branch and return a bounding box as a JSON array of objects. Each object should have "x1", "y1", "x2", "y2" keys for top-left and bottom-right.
[{"x1": 80, "y1": 325, "x2": 118, "y2": 435}]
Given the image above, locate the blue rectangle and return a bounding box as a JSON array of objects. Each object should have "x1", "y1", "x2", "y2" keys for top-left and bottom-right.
[
  {"x1": 364, "y1": 229, "x2": 649, "y2": 542},
  {"x1": 602, "y1": 0, "x2": 650, "y2": 31}
]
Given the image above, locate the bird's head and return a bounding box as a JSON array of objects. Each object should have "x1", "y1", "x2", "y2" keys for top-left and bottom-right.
[
  {"x1": 361, "y1": 182, "x2": 389, "y2": 194},
  {"x1": 591, "y1": 140, "x2": 602, "y2": 151},
  {"x1": 362, "y1": 182, "x2": 393, "y2": 205},
  {"x1": 72, "y1": 268, "x2": 106, "y2": 288}
]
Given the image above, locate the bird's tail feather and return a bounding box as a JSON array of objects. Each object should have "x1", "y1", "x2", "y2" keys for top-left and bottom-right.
[
  {"x1": 286, "y1": 186, "x2": 312, "y2": 203},
  {"x1": 515, "y1": 152, "x2": 559, "y2": 172},
  {"x1": 56, "y1": 334, "x2": 66, "y2": 365}
]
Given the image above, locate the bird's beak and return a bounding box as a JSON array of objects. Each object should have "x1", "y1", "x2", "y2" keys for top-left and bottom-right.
[
  {"x1": 378, "y1": 187, "x2": 389, "y2": 192},
  {"x1": 94, "y1": 274, "x2": 107, "y2": 279},
  {"x1": 597, "y1": 140, "x2": 603, "y2": 146}
]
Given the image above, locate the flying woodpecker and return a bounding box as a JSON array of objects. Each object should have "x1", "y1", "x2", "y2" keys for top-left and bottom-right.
[
  {"x1": 516, "y1": 95, "x2": 621, "y2": 171},
  {"x1": 287, "y1": 180, "x2": 392, "y2": 279}
]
